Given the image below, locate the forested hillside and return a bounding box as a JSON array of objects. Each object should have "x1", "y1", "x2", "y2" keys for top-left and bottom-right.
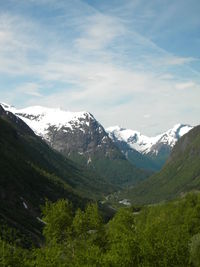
[{"x1": 0, "y1": 193, "x2": 200, "y2": 266}]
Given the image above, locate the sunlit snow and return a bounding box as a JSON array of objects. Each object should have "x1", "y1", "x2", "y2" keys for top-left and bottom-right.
[{"x1": 107, "y1": 124, "x2": 193, "y2": 154}]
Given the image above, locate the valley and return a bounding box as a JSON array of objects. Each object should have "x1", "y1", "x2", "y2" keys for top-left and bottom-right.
[
  {"x1": 0, "y1": 1, "x2": 200, "y2": 265},
  {"x1": 0, "y1": 102, "x2": 199, "y2": 266}
]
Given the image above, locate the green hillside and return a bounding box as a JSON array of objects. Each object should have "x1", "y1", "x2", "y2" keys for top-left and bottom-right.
[
  {"x1": 121, "y1": 125, "x2": 200, "y2": 205},
  {"x1": 69, "y1": 149, "x2": 149, "y2": 187},
  {"x1": 0, "y1": 107, "x2": 115, "y2": 245}
]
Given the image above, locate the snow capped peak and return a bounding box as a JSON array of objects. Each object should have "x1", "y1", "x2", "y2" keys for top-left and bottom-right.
[
  {"x1": 107, "y1": 123, "x2": 193, "y2": 155},
  {"x1": 1, "y1": 102, "x2": 194, "y2": 157},
  {"x1": 0, "y1": 102, "x2": 16, "y2": 111},
  {"x1": 157, "y1": 124, "x2": 193, "y2": 147},
  {"x1": 171, "y1": 123, "x2": 193, "y2": 136},
  {"x1": 106, "y1": 125, "x2": 123, "y2": 132},
  {"x1": 16, "y1": 105, "x2": 90, "y2": 119},
  {"x1": 107, "y1": 126, "x2": 154, "y2": 153},
  {"x1": 2, "y1": 104, "x2": 94, "y2": 137}
]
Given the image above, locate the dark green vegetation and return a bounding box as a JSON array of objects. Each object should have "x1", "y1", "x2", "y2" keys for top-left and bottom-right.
[
  {"x1": 0, "y1": 106, "x2": 115, "y2": 245},
  {"x1": 119, "y1": 125, "x2": 200, "y2": 205},
  {"x1": 1, "y1": 193, "x2": 200, "y2": 266},
  {"x1": 69, "y1": 150, "x2": 149, "y2": 187}
]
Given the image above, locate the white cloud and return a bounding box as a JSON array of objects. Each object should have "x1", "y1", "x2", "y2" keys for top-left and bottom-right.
[
  {"x1": 144, "y1": 114, "x2": 151, "y2": 119},
  {"x1": 75, "y1": 14, "x2": 125, "y2": 51},
  {"x1": 0, "y1": 1, "x2": 200, "y2": 134},
  {"x1": 16, "y1": 83, "x2": 42, "y2": 97},
  {"x1": 159, "y1": 73, "x2": 174, "y2": 80},
  {"x1": 175, "y1": 81, "x2": 196, "y2": 90},
  {"x1": 163, "y1": 56, "x2": 195, "y2": 66}
]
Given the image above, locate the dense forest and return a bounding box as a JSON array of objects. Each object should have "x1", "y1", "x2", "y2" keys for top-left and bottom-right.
[{"x1": 0, "y1": 193, "x2": 200, "y2": 267}]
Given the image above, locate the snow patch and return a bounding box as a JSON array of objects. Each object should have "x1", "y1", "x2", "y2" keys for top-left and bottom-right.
[
  {"x1": 37, "y1": 217, "x2": 47, "y2": 225},
  {"x1": 119, "y1": 199, "x2": 131, "y2": 206},
  {"x1": 23, "y1": 201, "x2": 28, "y2": 209},
  {"x1": 87, "y1": 157, "x2": 92, "y2": 164}
]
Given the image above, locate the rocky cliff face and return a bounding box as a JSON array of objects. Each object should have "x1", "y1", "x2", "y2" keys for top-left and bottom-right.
[{"x1": 43, "y1": 112, "x2": 117, "y2": 160}]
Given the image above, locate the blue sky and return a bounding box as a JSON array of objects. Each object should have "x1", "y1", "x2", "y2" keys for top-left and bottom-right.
[{"x1": 0, "y1": 0, "x2": 200, "y2": 135}]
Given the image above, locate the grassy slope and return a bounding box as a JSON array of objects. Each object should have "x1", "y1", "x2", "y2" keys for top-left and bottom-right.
[{"x1": 122, "y1": 125, "x2": 200, "y2": 205}]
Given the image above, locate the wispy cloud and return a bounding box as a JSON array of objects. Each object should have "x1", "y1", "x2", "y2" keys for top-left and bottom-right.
[
  {"x1": 16, "y1": 83, "x2": 42, "y2": 97},
  {"x1": 75, "y1": 14, "x2": 125, "y2": 51},
  {"x1": 175, "y1": 81, "x2": 197, "y2": 90},
  {"x1": 0, "y1": 0, "x2": 199, "y2": 134},
  {"x1": 161, "y1": 56, "x2": 196, "y2": 66}
]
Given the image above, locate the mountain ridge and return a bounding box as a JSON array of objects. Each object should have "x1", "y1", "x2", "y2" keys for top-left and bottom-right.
[
  {"x1": 118, "y1": 124, "x2": 200, "y2": 205},
  {"x1": 107, "y1": 123, "x2": 193, "y2": 171},
  {"x1": 2, "y1": 102, "x2": 148, "y2": 186},
  {"x1": 107, "y1": 124, "x2": 193, "y2": 154}
]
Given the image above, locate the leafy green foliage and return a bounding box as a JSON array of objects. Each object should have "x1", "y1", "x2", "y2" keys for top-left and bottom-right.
[
  {"x1": 42, "y1": 200, "x2": 73, "y2": 243},
  {"x1": 104, "y1": 208, "x2": 140, "y2": 266},
  {"x1": 189, "y1": 233, "x2": 200, "y2": 267},
  {"x1": 1, "y1": 193, "x2": 200, "y2": 266},
  {"x1": 73, "y1": 203, "x2": 102, "y2": 237},
  {"x1": 0, "y1": 238, "x2": 29, "y2": 267}
]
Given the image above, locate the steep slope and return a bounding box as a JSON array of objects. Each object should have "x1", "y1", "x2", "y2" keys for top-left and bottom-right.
[
  {"x1": 107, "y1": 124, "x2": 193, "y2": 171},
  {"x1": 2, "y1": 103, "x2": 148, "y2": 186},
  {"x1": 122, "y1": 125, "x2": 200, "y2": 205},
  {"x1": 0, "y1": 105, "x2": 115, "y2": 245}
]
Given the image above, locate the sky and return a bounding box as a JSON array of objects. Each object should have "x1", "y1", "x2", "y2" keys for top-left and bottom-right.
[{"x1": 0, "y1": 0, "x2": 200, "y2": 135}]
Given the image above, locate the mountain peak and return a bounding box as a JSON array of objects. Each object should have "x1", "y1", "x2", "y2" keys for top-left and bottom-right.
[
  {"x1": 171, "y1": 123, "x2": 193, "y2": 136},
  {"x1": 106, "y1": 125, "x2": 123, "y2": 132},
  {"x1": 107, "y1": 123, "x2": 194, "y2": 155},
  {"x1": 2, "y1": 104, "x2": 95, "y2": 137},
  {"x1": 0, "y1": 102, "x2": 15, "y2": 110}
]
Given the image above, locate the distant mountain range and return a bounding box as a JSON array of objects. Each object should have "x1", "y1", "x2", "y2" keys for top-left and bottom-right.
[
  {"x1": 118, "y1": 124, "x2": 200, "y2": 205},
  {"x1": 107, "y1": 124, "x2": 193, "y2": 171},
  {"x1": 2, "y1": 103, "x2": 193, "y2": 174}
]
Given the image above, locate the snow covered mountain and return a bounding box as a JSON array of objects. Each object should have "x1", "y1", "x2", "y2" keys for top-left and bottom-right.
[
  {"x1": 1, "y1": 103, "x2": 113, "y2": 157},
  {"x1": 1, "y1": 102, "x2": 148, "y2": 185},
  {"x1": 107, "y1": 124, "x2": 193, "y2": 155},
  {"x1": 2, "y1": 101, "x2": 192, "y2": 173},
  {"x1": 107, "y1": 124, "x2": 193, "y2": 171}
]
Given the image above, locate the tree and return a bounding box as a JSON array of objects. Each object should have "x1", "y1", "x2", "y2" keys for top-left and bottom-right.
[
  {"x1": 72, "y1": 203, "x2": 105, "y2": 266},
  {"x1": 104, "y1": 208, "x2": 140, "y2": 266},
  {"x1": 189, "y1": 233, "x2": 200, "y2": 267},
  {"x1": 42, "y1": 199, "x2": 73, "y2": 243}
]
